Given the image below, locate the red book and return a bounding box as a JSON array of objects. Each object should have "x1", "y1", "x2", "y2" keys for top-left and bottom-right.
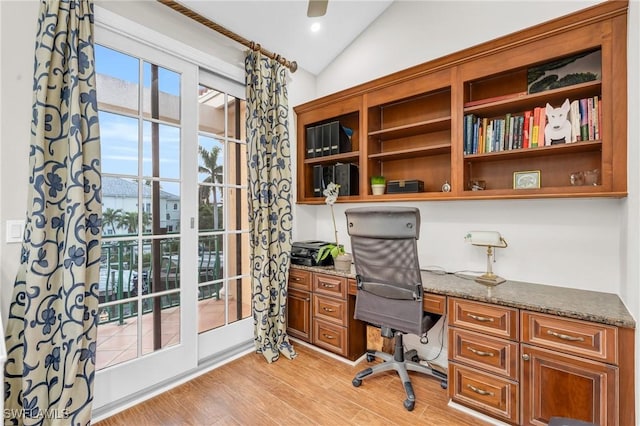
[{"x1": 523, "y1": 110, "x2": 532, "y2": 148}]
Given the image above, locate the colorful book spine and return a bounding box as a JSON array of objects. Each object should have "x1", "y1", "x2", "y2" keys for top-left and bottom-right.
[
  {"x1": 531, "y1": 107, "x2": 540, "y2": 149},
  {"x1": 579, "y1": 98, "x2": 589, "y2": 141},
  {"x1": 570, "y1": 100, "x2": 580, "y2": 142},
  {"x1": 587, "y1": 97, "x2": 594, "y2": 140},
  {"x1": 538, "y1": 107, "x2": 546, "y2": 147},
  {"x1": 523, "y1": 110, "x2": 531, "y2": 148},
  {"x1": 593, "y1": 96, "x2": 600, "y2": 140}
]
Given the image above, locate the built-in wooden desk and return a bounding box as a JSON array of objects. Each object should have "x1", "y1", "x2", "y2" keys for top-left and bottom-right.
[{"x1": 289, "y1": 264, "x2": 635, "y2": 425}]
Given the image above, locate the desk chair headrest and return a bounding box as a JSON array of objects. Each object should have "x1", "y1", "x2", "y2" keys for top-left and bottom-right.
[{"x1": 345, "y1": 207, "x2": 420, "y2": 239}]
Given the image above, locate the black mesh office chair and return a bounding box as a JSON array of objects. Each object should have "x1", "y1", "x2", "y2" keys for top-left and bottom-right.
[{"x1": 345, "y1": 206, "x2": 447, "y2": 411}]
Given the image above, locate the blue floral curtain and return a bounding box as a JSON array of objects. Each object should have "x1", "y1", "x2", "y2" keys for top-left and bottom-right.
[
  {"x1": 245, "y1": 50, "x2": 296, "y2": 363},
  {"x1": 4, "y1": 1, "x2": 101, "y2": 425}
]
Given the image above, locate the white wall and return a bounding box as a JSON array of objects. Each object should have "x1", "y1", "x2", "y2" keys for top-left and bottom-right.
[{"x1": 0, "y1": 0, "x2": 38, "y2": 320}]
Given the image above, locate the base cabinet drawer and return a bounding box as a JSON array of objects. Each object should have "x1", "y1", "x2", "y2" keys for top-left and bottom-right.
[
  {"x1": 449, "y1": 327, "x2": 519, "y2": 380},
  {"x1": 450, "y1": 363, "x2": 519, "y2": 425},
  {"x1": 313, "y1": 319, "x2": 347, "y2": 357}
]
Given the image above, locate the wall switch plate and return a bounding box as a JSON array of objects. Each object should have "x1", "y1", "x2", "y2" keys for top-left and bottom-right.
[{"x1": 6, "y1": 220, "x2": 25, "y2": 243}]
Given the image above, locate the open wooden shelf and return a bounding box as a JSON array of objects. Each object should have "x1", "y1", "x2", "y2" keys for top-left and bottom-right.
[{"x1": 293, "y1": 1, "x2": 627, "y2": 204}]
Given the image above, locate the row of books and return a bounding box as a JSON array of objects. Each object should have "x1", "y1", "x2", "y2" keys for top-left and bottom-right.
[
  {"x1": 463, "y1": 96, "x2": 602, "y2": 155},
  {"x1": 306, "y1": 121, "x2": 353, "y2": 158}
]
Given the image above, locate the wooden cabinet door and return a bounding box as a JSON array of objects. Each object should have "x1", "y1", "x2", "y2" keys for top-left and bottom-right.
[
  {"x1": 287, "y1": 288, "x2": 311, "y2": 342},
  {"x1": 521, "y1": 344, "x2": 618, "y2": 426}
]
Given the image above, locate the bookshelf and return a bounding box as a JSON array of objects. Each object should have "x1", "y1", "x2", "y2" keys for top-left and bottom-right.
[{"x1": 294, "y1": 1, "x2": 628, "y2": 203}]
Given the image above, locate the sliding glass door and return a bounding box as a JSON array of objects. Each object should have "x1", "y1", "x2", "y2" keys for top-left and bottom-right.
[{"x1": 93, "y1": 24, "x2": 251, "y2": 411}]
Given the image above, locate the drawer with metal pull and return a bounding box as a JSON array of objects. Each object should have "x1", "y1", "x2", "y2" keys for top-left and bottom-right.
[
  {"x1": 449, "y1": 298, "x2": 518, "y2": 340},
  {"x1": 313, "y1": 294, "x2": 347, "y2": 326},
  {"x1": 449, "y1": 327, "x2": 519, "y2": 380},
  {"x1": 450, "y1": 363, "x2": 519, "y2": 424},
  {"x1": 313, "y1": 319, "x2": 347, "y2": 357},
  {"x1": 313, "y1": 273, "x2": 347, "y2": 298},
  {"x1": 521, "y1": 311, "x2": 617, "y2": 364},
  {"x1": 288, "y1": 268, "x2": 311, "y2": 291}
]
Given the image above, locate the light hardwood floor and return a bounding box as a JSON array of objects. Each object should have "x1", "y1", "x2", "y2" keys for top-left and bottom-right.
[{"x1": 94, "y1": 343, "x2": 491, "y2": 426}]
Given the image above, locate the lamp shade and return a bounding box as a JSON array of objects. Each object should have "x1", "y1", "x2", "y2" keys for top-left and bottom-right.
[{"x1": 465, "y1": 231, "x2": 507, "y2": 247}]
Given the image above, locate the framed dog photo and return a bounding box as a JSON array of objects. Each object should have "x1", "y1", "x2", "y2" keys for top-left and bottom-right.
[{"x1": 513, "y1": 170, "x2": 541, "y2": 189}]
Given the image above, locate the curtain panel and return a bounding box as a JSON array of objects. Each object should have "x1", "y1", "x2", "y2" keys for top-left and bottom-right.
[
  {"x1": 245, "y1": 51, "x2": 296, "y2": 363},
  {"x1": 4, "y1": 1, "x2": 101, "y2": 425}
]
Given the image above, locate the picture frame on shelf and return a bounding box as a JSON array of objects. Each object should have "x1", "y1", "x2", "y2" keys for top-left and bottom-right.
[{"x1": 513, "y1": 170, "x2": 541, "y2": 189}]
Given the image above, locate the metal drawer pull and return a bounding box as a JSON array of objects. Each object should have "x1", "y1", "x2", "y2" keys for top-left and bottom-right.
[
  {"x1": 322, "y1": 333, "x2": 335, "y2": 340},
  {"x1": 321, "y1": 283, "x2": 336, "y2": 288},
  {"x1": 467, "y1": 347, "x2": 494, "y2": 357},
  {"x1": 467, "y1": 384, "x2": 494, "y2": 396},
  {"x1": 322, "y1": 307, "x2": 335, "y2": 312},
  {"x1": 547, "y1": 329, "x2": 584, "y2": 342},
  {"x1": 466, "y1": 313, "x2": 494, "y2": 322},
  {"x1": 292, "y1": 276, "x2": 301, "y2": 281}
]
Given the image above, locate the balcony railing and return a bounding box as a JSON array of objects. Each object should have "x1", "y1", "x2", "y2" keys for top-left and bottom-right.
[{"x1": 98, "y1": 236, "x2": 223, "y2": 325}]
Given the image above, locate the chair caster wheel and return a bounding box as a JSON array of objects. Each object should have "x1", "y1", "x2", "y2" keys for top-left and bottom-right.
[
  {"x1": 403, "y1": 399, "x2": 415, "y2": 411},
  {"x1": 366, "y1": 354, "x2": 375, "y2": 362},
  {"x1": 352, "y1": 378, "x2": 362, "y2": 387},
  {"x1": 440, "y1": 381, "x2": 447, "y2": 390}
]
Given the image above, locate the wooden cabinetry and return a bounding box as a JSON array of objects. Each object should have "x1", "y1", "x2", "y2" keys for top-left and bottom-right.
[
  {"x1": 294, "y1": 1, "x2": 628, "y2": 203},
  {"x1": 448, "y1": 298, "x2": 633, "y2": 425},
  {"x1": 448, "y1": 298, "x2": 520, "y2": 424},
  {"x1": 520, "y1": 311, "x2": 620, "y2": 425},
  {"x1": 287, "y1": 269, "x2": 366, "y2": 360},
  {"x1": 286, "y1": 268, "x2": 312, "y2": 342}
]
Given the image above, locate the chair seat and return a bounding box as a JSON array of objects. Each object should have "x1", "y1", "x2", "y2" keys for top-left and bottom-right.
[{"x1": 548, "y1": 417, "x2": 598, "y2": 426}]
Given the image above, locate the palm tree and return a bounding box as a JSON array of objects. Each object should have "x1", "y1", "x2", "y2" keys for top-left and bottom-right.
[
  {"x1": 198, "y1": 145, "x2": 223, "y2": 229},
  {"x1": 118, "y1": 211, "x2": 139, "y2": 234},
  {"x1": 103, "y1": 208, "x2": 123, "y2": 235}
]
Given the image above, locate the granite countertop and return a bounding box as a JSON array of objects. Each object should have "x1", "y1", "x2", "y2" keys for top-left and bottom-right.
[{"x1": 290, "y1": 264, "x2": 636, "y2": 329}]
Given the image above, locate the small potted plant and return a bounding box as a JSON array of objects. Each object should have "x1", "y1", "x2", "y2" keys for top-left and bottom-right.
[{"x1": 371, "y1": 175, "x2": 386, "y2": 195}]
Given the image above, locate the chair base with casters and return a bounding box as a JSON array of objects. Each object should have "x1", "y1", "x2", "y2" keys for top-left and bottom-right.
[{"x1": 351, "y1": 328, "x2": 448, "y2": 412}]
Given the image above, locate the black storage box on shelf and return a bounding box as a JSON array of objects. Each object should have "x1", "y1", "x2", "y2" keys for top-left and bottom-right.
[
  {"x1": 335, "y1": 163, "x2": 359, "y2": 196},
  {"x1": 386, "y1": 179, "x2": 425, "y2": 194},
  {"x1": 305, "y1": 121, "x2": 352, "y2": 158},
  {"x1": 291, "y1": 240, "x2": 334, "y2": 267}
]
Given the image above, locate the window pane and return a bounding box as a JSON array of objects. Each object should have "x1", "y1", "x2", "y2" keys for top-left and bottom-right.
[
  {"x1": 140, "y1": 179, "x2": 181, "y2": 236},
  {"x1": 96, "y1": 301, "x2": 139, "y2": 369},
  {"x1": 141, "y1": 295, "x2": 181, "y2": 355},
  {"x1": 102, "y1": 177, "x2": 141, "y2": 237},
  {"x1": 226, "y1": 188, "x2": 248, "y2": 231},
  {"x1": 100, "y1": 112, "x2": 139, "y2": 176},
  {"x1": 198, "y1": 135, "x2": 224, "y2": 185},
  {"x1": 227, "y1": 140, "x2": 246, "y2": 186},
  {"x1": 198, "y1": 187, "x2": 223, "y2": 232},
  {"x1": 99, "y1": 240, "x2": 139, "y2": 303},
  {"x1": 143, "y1": 62, "x2": 180, "y2": 124},
  {"x1": 227, "y1": 232, "x2": 249, "y2": 278},
  {"x1": 227, "y1": 276, "x2": 251, "y2": 324},
  {"x1": 198, "y1": 291, "x2": 224, "y2": 333},
  {"x1": 143, "y1": 122, "x2": 180, "y2": 179},
  {"x1": 198, "y1": 86, "x2": 225, "y2": 136},
  {"x1": 96, "y1": 45, "x2": 139, "y2": 115},
  {"x1": 227, "y1": 97, "x2": 246, "y2": 140},
  {"x1": 141, "y1": 238, "x2": 181, "y2": 295},
  {"x1": 198, "y1": 234, "x2": 223, "y2": 283}
]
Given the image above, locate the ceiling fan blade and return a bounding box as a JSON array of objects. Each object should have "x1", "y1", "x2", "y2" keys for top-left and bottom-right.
[{"x1": 307, "y1": 0, "x2": 328, "y2": 17}]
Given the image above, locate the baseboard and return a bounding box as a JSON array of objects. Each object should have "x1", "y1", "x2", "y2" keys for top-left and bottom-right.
[
  {"x1": 447, "y1": 400, "x2": 510, "y2": 426},
  {"x1": 289, "y1": 337, "x2": 366, "y2": 366}
]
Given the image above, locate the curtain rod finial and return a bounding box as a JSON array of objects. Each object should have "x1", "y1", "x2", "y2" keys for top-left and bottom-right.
[{"x1": 290, "y1": 61, "x2": 298, "y2": 73}]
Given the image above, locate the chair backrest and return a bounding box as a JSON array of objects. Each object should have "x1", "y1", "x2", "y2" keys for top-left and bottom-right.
[{"x1": 345, "y1": 207, "x2": 425, "y2": 335}]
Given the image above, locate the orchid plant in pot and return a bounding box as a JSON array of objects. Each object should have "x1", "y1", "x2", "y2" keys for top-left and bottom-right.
[{"x1": 316, "y1": 182, "x2": 352, "y2": 272}]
